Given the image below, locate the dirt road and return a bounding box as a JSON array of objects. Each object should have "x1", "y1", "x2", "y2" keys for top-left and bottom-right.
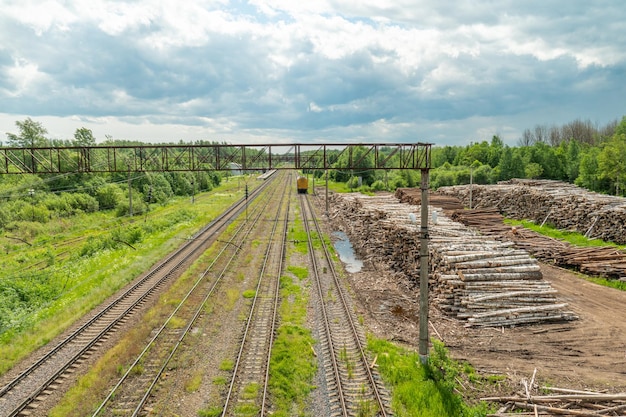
[
  {"x1": 348, "y1": 260, "x2": 626, "y2": 392},
  {"x1": 444, "y1": 263, "x2": 626, "y2": 390}
]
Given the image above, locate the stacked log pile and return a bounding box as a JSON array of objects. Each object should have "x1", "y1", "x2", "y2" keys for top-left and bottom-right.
[
  {"x1": 395, "y1": 188, "x2": 465, "y2": 211},
  {"x1": 449, "y1": 205, "x2": 626, "y2": 279},
  {"x1": 437, "y1": 179, "x2": 626, "y2": 245},
  {"x1": 330, "y1": 193, "x2": 577, "y2": 327},
  {"x1": 430, "y1": 221, "x2": 576, "y2": 327}
]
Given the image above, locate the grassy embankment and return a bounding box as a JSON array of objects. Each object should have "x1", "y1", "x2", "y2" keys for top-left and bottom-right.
[{"x1": 0, "y1": 177, "x2": 253, "y2": 375}]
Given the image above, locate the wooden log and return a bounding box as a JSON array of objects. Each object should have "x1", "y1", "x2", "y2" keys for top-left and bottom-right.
[{"x1": 459, "y1": 271, "x2": 543, "y2": 281}]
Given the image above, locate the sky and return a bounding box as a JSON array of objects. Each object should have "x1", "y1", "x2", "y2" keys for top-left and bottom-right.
[{"x1": 0, "y1": 0, "x2": 625, "y2": 147}]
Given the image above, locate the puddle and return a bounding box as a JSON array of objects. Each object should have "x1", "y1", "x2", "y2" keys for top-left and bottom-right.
[{"x1": 332, "y1": 231, "x2": 363, "y2": 273}]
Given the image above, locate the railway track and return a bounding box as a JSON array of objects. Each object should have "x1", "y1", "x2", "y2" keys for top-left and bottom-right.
[
  {"x1": 0, "y1": 174, "x2": 276, "y2": 417},
  {"x1": 91, "y1": 171, "x2": 288, "y2": 416},
  {"x1": 300, "y1": 193, "x2": 393, "y2": 417},
  {"x1": 220, "y1": 172, "x2": 289, "y2": 416}
]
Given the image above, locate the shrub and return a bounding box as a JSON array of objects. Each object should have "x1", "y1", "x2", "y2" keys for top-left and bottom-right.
[{"x1": 96, "y1": 184, "x2": 124, "y2": 210}]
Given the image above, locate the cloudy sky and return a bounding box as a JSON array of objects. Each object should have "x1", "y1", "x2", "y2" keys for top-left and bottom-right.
[{"x1": 1, "y1": 0, "x2": 625, "y2": 146}]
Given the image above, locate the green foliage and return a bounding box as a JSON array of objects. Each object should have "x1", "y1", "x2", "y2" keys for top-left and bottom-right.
[
  {"x1": 430, "y1": 163, "x2": 495, "y2": 189},
  {"x1": 6, "y1": 118, "x2": 49, "y2": 148},
  {"x1": 505, "y1": 219, "x2": 625, "y2": 249},
  {"x1": 268, "y1": 265, "x2": 316, "y2": 417},
  {"x1": 370, "y1": 180, "x2": 387, "y2": 191},
  {"x1": 72, "y1": 127, "x2": 96, "y2": 146},
  {"x1": 0, "y1": 179, "x2": 243, "y2": 375},
  {"x1": 330, "y1": 145, "x2": 376, "y2": 185},
  {"x1": 598, "y1": 133, "x2": 626, "y2": 195},
  {"x1": 43, "y1": 193, "x2": 99, "y2": 216},
  {"x1": 587, "y1": 277, "x2": 626, "y2": 291},
  {"x1": 367, "y1": 337, "x2": 492, "y2": 417},
  {"x1": 524, "y1": 162, "x2": 543, "y2": 179},
  {"x1": 423, "y1": 117, "x2": 626, "y2": 196},
  {"x1": 95, "y1": 183, "x2": 124, "y2": 210}
]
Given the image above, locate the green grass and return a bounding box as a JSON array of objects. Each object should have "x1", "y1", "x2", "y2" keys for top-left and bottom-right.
[
  {"x1": 268, "y1": 266, "x2": 316, "y2": 417},
  {"x1": 185, "y1": 371, "x2": 203, "y2": 393},
  {"x1": 505, "y1": 219, "x2": 626, "y2": 249},
  {"x1": 506, "y1": 219, "x2": 626, "y2": 291},
  {"x1": 367, "y1": 337, "x2": 493, "y2": 417},
  {"x1": 587, "y1": 277, "x2": 626, "y2": 291},
  {"x1": 212, "y1": 376, "x2": 227, "y2": 386},
  {"x1": 219, "y1": 359, "x2": 235, "y2": 371},
  {"x1": 0, "y1": 180, "x2": 248, "y2": 375},
  {"x1": 286, "y1": 265, "x2": 308, "y2": 280},
  {"x1": 198, "y1": 407, "x2": 223, "y2": 417},
  {"x1": 322, "y1": 179, "x2": 355, "y2": 193},
  {"x1": 267, "y1": 204, "x2": 324, "y2": 416},
  {"x1": 234, "y1": 403, "x2": 259, "y2": 417},
  {"x1": 242, "y1": 289, "x2": 256, "y2": 299},
  {"x1": 289, "y1": 216, "x2": 309, "y2": 254}
]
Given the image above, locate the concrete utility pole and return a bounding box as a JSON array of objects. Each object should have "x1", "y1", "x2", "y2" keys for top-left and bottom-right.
[
  {"x1": 469, "y1": 165, "x2": 473, "y2": 210},
  {"x1": 28, "y1": 188, "x2": 35, "y2": 221},
  {"x1": 325, "y1": 169, "x2": 329, "y2": 216},
  {"x1": 128, "y1": 167, "x2": 133, "y2": 217},
  {"x1": 419, "y1": 168, "x2": 430, "y2": 364}
]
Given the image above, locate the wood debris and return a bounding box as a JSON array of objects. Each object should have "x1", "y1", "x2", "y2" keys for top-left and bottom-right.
[{"x1": 484, "y1": 372, "x2": 626, "y2": 416}]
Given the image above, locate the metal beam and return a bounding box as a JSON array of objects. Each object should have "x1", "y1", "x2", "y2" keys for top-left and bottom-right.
[{"x1": 0, "y1": 143, "x2": 431, "y2": 174}]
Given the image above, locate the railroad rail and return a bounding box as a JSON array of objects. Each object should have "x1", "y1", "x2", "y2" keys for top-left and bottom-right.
[
  {"x1": 91, "y1": 171, "x2": 289, "y2": 416},
  {"x1": 299, "y1": 194, "x2": 392, "y2": 417},
  {"x1": 221, "y1": 172, "x2": 289, "y2": 416},
  {"x1": 0, "y1": 176, "x2": 275, "y2": 417}
]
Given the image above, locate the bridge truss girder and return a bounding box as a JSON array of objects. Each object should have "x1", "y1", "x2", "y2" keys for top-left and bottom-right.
[{"x1": 0, "y1": 143, "x2": 431, "y2": 174}]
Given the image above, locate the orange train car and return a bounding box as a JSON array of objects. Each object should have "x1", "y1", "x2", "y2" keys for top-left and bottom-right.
[{"x1": 297, "y1": 176, "x2": 308, "y2": 194}]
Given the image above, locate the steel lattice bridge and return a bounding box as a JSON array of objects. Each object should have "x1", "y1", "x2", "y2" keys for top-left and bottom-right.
[{"x1": 0, "y1": 143, "x2": 432, "y2": 174}]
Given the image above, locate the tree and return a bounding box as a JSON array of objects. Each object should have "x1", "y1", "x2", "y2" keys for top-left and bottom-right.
[
  {"x1": 598, "y1": 133, "x2": 626, "y2": 195},
  {"x1": 73, "y1": 127, "x2": 96, "y2": 146},
  {"x1": 6, "y1": 118, "x2": 49, "y2": 147},
  {"x1": 497, "y1": 146, "x2": 524, "y2": 180},
  {"x1": 575, "y1": 147, "x2": 601, "y2": 191},
  {"x1": 330, "y1": 146, "x2": 375, "y2": 185},
  {"x1": 488, "y1": 135, "x2": 504, "y2": 167},
  {"x1": 564, "y1": 140, "x2": 581, "y2": 182},
  {"x1": 525, "y1": 162, "x2": 544, "y2": 179},
  {"x1": 615, "y1": 116, "x2": 626, "y2": 136}
]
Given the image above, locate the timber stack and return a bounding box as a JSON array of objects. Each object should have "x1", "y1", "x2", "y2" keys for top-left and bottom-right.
[
  {"x1": 451, "y1": 209, "x2": 626, "y2": 279},
  {"x1": 330, "y1": 193, "x2": 577, "y2": 327},
  {"x1": 437, "y1": 179, "x2": 626, "y2": 245},
  {"x1": 395, "y1": 188, "x2": 465, "y2": 212}
]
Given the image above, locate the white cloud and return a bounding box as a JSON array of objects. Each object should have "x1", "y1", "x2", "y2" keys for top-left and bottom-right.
[
  {"x1": 1, "y1": 0, "x2": 76, "y2": 35},
  {"x1": 2, "y1": 58, "x2": 49, "y2": 97},
  {"x1": 0, "y1": 0, "x2": 624, "y2": 146}
]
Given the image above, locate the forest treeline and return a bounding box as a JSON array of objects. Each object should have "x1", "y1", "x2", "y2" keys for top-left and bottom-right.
[
  {"x1": 317, "y1": 116, "x2": 626, "y2": 197},
  {"x1": 1, "y1": 114, "x2": 625, "y2": 232},
  {"x1": 0, "y1": 118, "x2": 223, "y2": 230},
  {"x1": 429, "y1": 116, "x2": 626, "y2": 195}
]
